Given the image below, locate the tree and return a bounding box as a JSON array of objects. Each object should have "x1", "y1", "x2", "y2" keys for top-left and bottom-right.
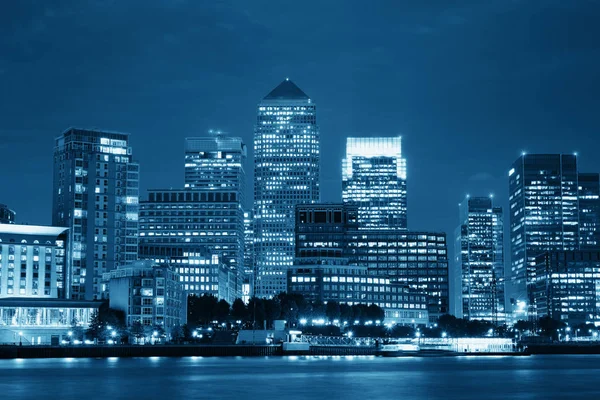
[
  {"x1": 231, "y1": 298, "x2": 248, "y2": 321},
  {"x1": 86, "y1": 311, "x2": 104, "y2": 340},
  {"x1": 538, "y1": 316, "x2": 565, "y2": 340},
  {"x1": 367, "y1": 304, "x2": 385, "y2": 322},
  {"x1": 264, "y1": 298, "x2": 282, "y2": 329},
  {"x1": 188, "y1": 294, "x2": 219, "y2": 326},
  {"x1": 214, "y1": 299, "x2": 231, "y2": 322},
  {"x1": 171, "y1": 325, "x2": 184, "y2": 343},
  {"x1": 326, "y1": 301, "x2": 341, "y2": 322},
  {"x1": 340, "y1": 304, "x2": 353, "y2": 323},
  {"x1": 248, "y1": 297, "x2": 266, "y2": 328},
  {"x1": 130, "y1": 321, "x2": 145, "y2": 342}
]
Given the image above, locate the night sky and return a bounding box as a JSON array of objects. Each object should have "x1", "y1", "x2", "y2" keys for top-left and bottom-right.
[{"x1": 2, "y1": 1, "x2": 600, "y2": 251}]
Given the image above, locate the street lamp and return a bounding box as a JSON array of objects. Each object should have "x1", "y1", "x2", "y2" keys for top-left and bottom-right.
[{"x1": 442, "y1": 332, "x2": 447, "y2": 338}]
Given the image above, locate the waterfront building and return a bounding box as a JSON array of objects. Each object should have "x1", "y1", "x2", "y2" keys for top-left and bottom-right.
[
  {"x1": 52, "y1": 128, "x2": 139, "y2": 300},
  {"x1": 243, "y1": 210, "x2": 255, "y2": 303},
  {"x1": 253, "y1": 79, "x2": 320, "y2": 298},
  {"x1": 0, "y1": 298, "x2": 101, "y2": 345},
  {"x1": 579, "y1": 173, "x2": 600, "y2": 250},
  {"x1": 293, "y1": 204, "x2": 448, "y2": 322},
  {"x1": 105, "y1": 261, "x2": 184, "y2": 331},
  {"x1": 342, "y1": 137, "x2": 407, "y2": 230},
  {"x1": 295, "y1": 203, "x2": 358, "y2": 265},
  {"x1": 0, "y1": 204, "x2": 16, "y2": 224},
  {"x1": 508, "y1": 154, "x2": 600, "y2": 318},
  {"x1": 138, "y1": 188, "x2": 244, "y2": 300},
  {"x1": 454, "y1": 196, "x2": 505, "y2": 322},
  {"x1": 287, "y1": 265, "x2": 429, "y2": 325},
  {"x1": 347, "y1": 231, "x2": 449, "y2": 322},
  {"x1": 0, "y1": 224, "x2": 69, "y2": 299},
  {"x1": 534, "y1": 250, "x2": 600, "y2": 325}
]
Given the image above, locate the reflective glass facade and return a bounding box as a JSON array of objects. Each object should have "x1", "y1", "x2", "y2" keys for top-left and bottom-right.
[
  {"x1": 288, "y1": 265, "x2": 429, "y2": 325},
  {"x1": 53, "y1": 128, "x2": 139, "y2": 300},
  {"x1": 534, "y1": 251, "x2": 600, "y2": 325},
  {"x1": 342, "y1": 137, "x2": 407, "y2": 229},
  {"x1": 508, "y1": 154, "x2": 600, "y2": 317},
  {"x1": 254, "y1": 79, "x2": 320, "y2": 298},
  {"x1": 579, "y1": 173, "x2": 600, "y2": 250},
  {"x1": 455, "y1": 197, "x2": 505, "y2": 322},
  {"x1": 347, "y1": 232, "x2": 449, "y2": 322}
]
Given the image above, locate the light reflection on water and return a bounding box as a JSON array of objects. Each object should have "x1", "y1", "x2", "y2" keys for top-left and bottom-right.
[{"x1": 0, "y1": 355, "x2": 599, "y2": 400}]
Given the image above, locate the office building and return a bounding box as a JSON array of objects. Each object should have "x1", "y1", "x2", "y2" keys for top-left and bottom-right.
[
  {"x1": 293, "y1": 205, "x2": 448, "y2": 322},
  {"x1": 105, "y1": 261, "x2": 184, "y2": 330},
  {"x1": 254, "y1": 79, "x2": 320, "y2": 298},
  {"x1": 508, "y1": 154, "x2": 600, "y2": 318},
  {"x1": 52, "y1": 128, "x2": 139, "y2": 300},
  {"x1": 288, "y1": 265, "x2": 428, "y2": 325},
  {"x1": 184, "y1": 134, "x2": 246, "y2": 197},
  {"x1": 0, "y1": 224, "x2": 69, "y2": 298},
  {"x1": 455, "y1": 196, "x2": 505, "y2": 322},
  {"x1": 0, "y1": 204, "x2": 16, "y2": 224},
  {"x1": 579, "y1": 173, "x2": 600, "y2": 250},
  {"x1": 534, "y1": 250, "x2": 600, "y2": 325},
  {"x1": 295, "y1": 203, "x2": 358, "y2": 265},
  {"x1": 138, "y1": 189, "x2": 244, "y2": 300},
  {"x1": 342, "y1": 137, "x2": 407, "y2": 229},
  {"x1": 243, "y1": 210, "x2": 255, "y2": 302},
  {"x1": 347, "y1": 231, "x2": 449, "y2": 322}
]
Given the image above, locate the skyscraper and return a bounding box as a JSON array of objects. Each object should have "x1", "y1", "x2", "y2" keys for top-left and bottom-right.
[
  {"x1": 342, "y1": 137, "x2": 407, "y2": 229},
  {"x1": 455, "y1": 196, "x2": 504, "y2": 322},
  {"x1": 578, "y1": 173, "x2": 600, "y2": 250},
  {"x1": 254, "y1": 79, "x2": 320, "y2": 298},
  {"x1": 184, "y1": 134, "x2": 247, "y2": 199},
  {"x1": 508, "y1": 154, "x2": 579, "y2": 317},
  {"x1": 53, "y1": 128, "x2": 139, "y2": 300}
]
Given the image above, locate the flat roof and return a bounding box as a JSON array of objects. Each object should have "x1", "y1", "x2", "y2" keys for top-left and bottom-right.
[
  {"x1": 0, "y1": 224, "x2": 68, "y2": 236},
  {"x1": 0, "y1": 297, "x2": 103, "y2": 309}
]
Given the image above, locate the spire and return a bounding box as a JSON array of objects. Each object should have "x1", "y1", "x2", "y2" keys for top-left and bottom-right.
[{"x1": 263, "y1": 79, "x2": 309, "y2": 100}]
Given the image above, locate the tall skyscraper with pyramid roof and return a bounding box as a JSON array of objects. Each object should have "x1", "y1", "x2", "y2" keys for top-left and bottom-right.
[{"x1": 253, "y1": 79, "x2": 320, "y2": 298}]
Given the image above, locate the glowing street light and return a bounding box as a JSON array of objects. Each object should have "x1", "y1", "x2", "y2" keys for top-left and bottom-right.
[
  {"x1": 68, "y1": 331, "x2": 73, "y2": 337},
  {"x1": 300, "y1": 319, "x2": 307, "y2": 326},
  {"x1": 442, "y1": 332, "x2": 447, "y2": 338},
  {"x1": 347, "y1": 331, "x2": 353, "y2": 338},
  {"x1": 111, "y1": 331, "x2": 117, "y2": 338}
]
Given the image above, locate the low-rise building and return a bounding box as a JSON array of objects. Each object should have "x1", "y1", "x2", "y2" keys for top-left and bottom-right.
[
  {"x1": 0, "y1": 297, "x2": 101, "y2": 345},
  {"x1": 104, "y1": 261, "x2": 185, "y2": 332},
  {"x1": 288, "y1": 265, "x2": 429, "y2": 325}
]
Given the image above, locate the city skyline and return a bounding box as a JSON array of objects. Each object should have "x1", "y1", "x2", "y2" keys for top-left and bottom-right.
[{"x1": 3, "y1": 2, "x2": 599, "y2": 272}]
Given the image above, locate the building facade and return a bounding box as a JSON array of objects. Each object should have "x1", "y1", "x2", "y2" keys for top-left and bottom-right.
[
  {"x1": 579, "y1": 173, "x2": 600, "y2": 250},
  {"x1": 52, "y1": 128, "x2": 139, "y2": 300},
  {"x1": 455, "y1": 196, "x2": 505, "y2": 322},
  {"x1": 243, "y1": 210, "x2": 255, "y2": 302},
  {"x1": 508, "y1": 154, "x2": 600, "y2": 318},
  {"x1": 138, "y1": 189, "x2": 244, "y2": 300},
  {"x1": 342, "y1": 137, "x2": 407, "y2": 230},
  {"x1": 105, "y1": 261, "x2": 184, "y2": 331},
  {"x1": 534, "y1": 251, "x2": 600, "y2": 325},
  {"x1": 295, "y1": 203, "x2": 358, "y2": 265},
  {"x1": 0, "y1": 224, "x2": 69, "y2": 298},
  {"x1": 254, "y1": 79, "x2": 320, "y2": 298},
  {"x1": 184, "y1": 134, "x2": 246, "y2": 199},
  {"x1": 0, "y1": 204, "x2": 16, "y2": 224},
  {"x1": 287, "y1": 265, "x2": 429, "y2": 325},
  {"x1": 347, "y1": 231, "x2": 449, "y2": 322}
]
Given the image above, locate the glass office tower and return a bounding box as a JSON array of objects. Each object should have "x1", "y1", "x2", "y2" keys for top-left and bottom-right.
[
  {"x1": 342, "y1": 137, "x2": 407, "y2": 229},
  {"x1": 53, "y1": 128, "x2": 139, "y2": 300},
  {"x1": 578, "y1": 173, "x2": 600, "y2": 250},
  {"x1": 253, "y1": 79, "x2": 320, "y2": 298},
  {"x1": 508, "y1": 154, "x2": 579, "y2": 317},
  {"x1": 184, "y1": 134, "x2": 246, "y2": 198},
  {"x1": 455, "y1": 196, "x2": 505, "y2": 322}
]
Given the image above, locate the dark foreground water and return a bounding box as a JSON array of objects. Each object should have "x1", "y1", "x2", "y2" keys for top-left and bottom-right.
[{"x1": 1, "y1": 355, "x2": 599, "y2": 400}]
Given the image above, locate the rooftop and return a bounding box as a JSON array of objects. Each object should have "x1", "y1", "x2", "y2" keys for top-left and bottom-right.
[{"x1": 263, "y1": 79, "x2": 310, "y2": 100}]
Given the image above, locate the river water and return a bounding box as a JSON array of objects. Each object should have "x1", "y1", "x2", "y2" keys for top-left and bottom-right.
[{"x1": 0, "y1": 355, "x2": 598, "y2": 399}]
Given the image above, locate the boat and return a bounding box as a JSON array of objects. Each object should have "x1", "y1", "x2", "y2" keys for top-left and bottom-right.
[{"x1": 377, "y1": 343, "x2": 420, "y2": 357}]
